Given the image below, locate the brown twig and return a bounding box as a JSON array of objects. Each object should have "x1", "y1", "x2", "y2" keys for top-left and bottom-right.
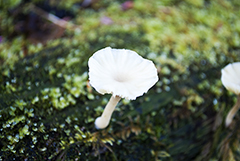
[{"x1": 29, "y1": 4, "x2": 80, "y2": 30}]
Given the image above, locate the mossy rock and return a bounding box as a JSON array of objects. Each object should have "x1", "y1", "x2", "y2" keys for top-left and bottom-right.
[{"x1": 1, "y1": 0, "x2": 240, "y2": 160}]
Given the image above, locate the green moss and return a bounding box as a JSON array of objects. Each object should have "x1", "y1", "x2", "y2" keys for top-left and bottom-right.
[{"x1": 1, "y1": 0, "x2": 240, "y2": 160}]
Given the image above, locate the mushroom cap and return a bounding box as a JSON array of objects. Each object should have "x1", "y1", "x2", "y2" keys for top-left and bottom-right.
[
  {"x1": 88, "y1": 47, "x2": 159, "y2": 100},
  {"x1": 221, "y1": 62, "x2": 240, "y2": 95}
]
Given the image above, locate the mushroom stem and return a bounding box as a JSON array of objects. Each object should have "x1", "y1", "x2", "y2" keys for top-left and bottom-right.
[
  {"x1": 95, "y1": 95, "x2": 121, "y2": 129},
  {"x1": 225, "y1": 95, "x2": 240, "y2": 127}
]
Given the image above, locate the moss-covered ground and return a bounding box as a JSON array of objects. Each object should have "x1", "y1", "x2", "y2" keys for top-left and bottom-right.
[{"x1": 1, "y1": 0, "x2": 240, "y2": 160}]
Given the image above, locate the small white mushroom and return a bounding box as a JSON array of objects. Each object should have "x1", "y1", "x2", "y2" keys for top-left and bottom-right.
[
  {"x1": 221, "y1": 62, "x2": 240, "y2": 127},
  {"x1": 88, "y1": 47, "x2": 159, "y2": 129}
]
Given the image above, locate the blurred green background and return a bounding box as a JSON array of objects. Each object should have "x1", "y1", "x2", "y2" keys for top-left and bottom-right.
[{"x1": 1, "y1": 0, "x2": 240, "y2": 160}]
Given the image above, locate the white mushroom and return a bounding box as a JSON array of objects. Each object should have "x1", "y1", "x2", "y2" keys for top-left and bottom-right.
[
  {"x1": 221, "y1": 62, "x2": 240, "y2": 127},
  {"x1": 88, "y1": 47, "x2": 159, "y2": 129}
]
